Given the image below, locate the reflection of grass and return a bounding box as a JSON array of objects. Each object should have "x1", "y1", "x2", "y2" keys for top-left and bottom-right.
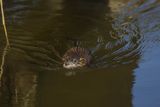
[
  {"x1": 0, "y1": 0, "x2": 10, "y2": 83},
  {"x1": 0, "y1": 45, "x2": 8, "y2": 85}
]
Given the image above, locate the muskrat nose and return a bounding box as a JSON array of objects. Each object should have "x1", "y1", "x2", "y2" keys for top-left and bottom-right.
[{"x1": 64, "y1": 63, "x2": 68, "y2": 66}]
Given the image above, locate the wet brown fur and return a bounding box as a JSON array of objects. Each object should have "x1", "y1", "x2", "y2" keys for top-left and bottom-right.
[{"x1": 62, "y1": 47, "x2": 91, "y2": 66}]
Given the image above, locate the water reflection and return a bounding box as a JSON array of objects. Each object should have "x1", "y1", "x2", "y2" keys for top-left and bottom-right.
[
  {"x1": 37, "y1": 64, "x2": 138, "y2": 107},
  {"x1": 1, "y1": 0, "x2": 155, "y2": 107},
  {"x1": 0, "y1": 60, "x2": 38, "y2": 107}
]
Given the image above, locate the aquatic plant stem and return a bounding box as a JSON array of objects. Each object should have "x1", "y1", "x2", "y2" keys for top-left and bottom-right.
[
  {"x1": 0, "y1": 0, "x2": 10, "y2": 46},
  {"x1": 0, "y1": 0, "x2": 10, "y2": 84}
]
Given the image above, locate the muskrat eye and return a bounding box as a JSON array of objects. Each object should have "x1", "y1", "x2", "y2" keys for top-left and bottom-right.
[
  {"x1": 79, "y1": 58, "x2": 86, "y2": 64},
  {"x1": 73, "y1": 59, "x2": 77, "y2": 63},
  {"x1": 79, "y1": 58, "x2": 85, "y2": 61}
]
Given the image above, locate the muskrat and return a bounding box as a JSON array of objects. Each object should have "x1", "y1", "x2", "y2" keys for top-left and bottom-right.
[{"x1": 62, "y1": 47, "x2": 91, "y2": 69}]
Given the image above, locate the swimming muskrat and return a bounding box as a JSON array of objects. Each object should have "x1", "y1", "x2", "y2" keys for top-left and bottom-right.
[{"x1": 62, "y1": 47, "x2": 91, "y2": 69}]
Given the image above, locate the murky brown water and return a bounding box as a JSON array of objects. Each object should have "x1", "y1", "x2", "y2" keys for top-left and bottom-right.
[{"x1": 0, "y1": 0, "x2": 160, "y2": 107}]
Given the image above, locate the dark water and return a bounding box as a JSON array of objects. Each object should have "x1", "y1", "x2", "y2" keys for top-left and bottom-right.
[{"x1": 0, "y1": 0, "x2": 160, "y2": 107}]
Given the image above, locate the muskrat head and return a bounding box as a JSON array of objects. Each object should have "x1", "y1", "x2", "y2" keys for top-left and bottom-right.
[
  {"x1": 62, "y1": 47, "x2": 91, "y2": 69},
  {"x1": 63, "y1": 57, "x2": 87, "y2": 69}
]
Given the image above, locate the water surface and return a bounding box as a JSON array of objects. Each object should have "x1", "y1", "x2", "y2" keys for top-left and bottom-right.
[{"x1": 0, "y1": 0, "x2": 160, "y2": 107}]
